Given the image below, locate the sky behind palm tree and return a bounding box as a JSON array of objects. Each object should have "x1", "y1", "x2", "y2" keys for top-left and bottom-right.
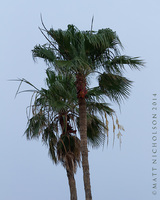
[{"x1": 0, "y1": 0, "x2": 160, "y2": 199}]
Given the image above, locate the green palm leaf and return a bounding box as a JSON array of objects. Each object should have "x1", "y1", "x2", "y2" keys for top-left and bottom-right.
[{"x1": 98, "y1": 72, "x2": 132, "y2": 103}]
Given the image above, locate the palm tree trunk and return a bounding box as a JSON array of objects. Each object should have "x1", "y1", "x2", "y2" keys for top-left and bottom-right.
[
  {"x1": 66, "y1": 169, "x2": 78, "y2": 200},
  {"x1": 79, "y1": 97, "x2": 92, "y2": 200}
]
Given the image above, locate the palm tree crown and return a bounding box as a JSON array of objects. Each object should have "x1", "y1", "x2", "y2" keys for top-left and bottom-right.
[{"x1": 32, "y1": 23, "x2": 144, "y2": 104}]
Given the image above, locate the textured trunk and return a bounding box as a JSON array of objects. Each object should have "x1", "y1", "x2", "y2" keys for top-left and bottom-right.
[
  {"x1": 67, "y1": 169, "x2": 78, "y2": 200},
  {"x1": 79, "y1": 97, "x2": 92, "y2": 200}
]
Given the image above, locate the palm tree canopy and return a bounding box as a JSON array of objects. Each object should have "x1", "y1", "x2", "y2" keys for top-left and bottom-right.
[
  {"x1": 32, "y1": 23, "x2": 144, "y2": 103},
  {"x1": 20, "y1": 70, "x2": 115, "y2": 159}
]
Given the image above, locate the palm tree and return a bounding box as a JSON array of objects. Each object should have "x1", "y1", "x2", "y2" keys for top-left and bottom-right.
[
  {"x1": 18, "y1": 69, "x2": 115, "y2": 200},
  {"x1": 21, "y1": 70, "x2": 80, "y2": 200},
  {"x1": 17, "y1": 68, "x2": 116, "y2": 199},
  {"x1": 31, "y1": 22, "x2": 144, "y2": 200}
]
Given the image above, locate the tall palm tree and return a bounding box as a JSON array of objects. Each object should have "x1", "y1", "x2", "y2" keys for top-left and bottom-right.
[{"x1": 32, "y1": 22, "x2": 144, "y2": 200}]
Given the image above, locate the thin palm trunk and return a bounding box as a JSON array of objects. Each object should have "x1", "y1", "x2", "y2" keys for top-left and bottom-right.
[
  {"x1": 79, "y1": 97, "x2": 92, "y2": 200},
  {"x1": 66, "y1": 169, "x2": 78, "y2": 200}
]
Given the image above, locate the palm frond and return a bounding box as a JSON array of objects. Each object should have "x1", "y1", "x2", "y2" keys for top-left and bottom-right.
[
  {"x1": 87, "y1": 101, "x2": 114, "y2": 116},
  {"x1": 85, "y1": 28, "x2": 122, "y2": 51},
  {"x1": 103, "y1": 55, "x2": 145, "y2": 74},
  {"x1": 32, "y1": 45, "x2": 58, "y2": 64},
  {"x1": 12, "y1": 78, "x2": 39, "y2": 98},
  {"x1": 48, "y1": 140, "x2": 58, "y2": 164},
  {"x1": 86, "y1": 114, "x2": 107, "y2": 148},
  {"x1": 98, "y1": 73, "x2": 132, "y2": 104},
  {"x1": 25, "y1": 112, "x2": 46, "y2": 140}
]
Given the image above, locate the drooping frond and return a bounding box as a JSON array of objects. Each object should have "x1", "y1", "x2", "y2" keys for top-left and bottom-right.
[
  {"x1": 42, "y1": 123, "x2": 58, "y2": 164},
  {"x1": 87, "y1": 101, "x2": 114, "y2": 116},
  {"x1": 57, "y1": 134, "x2": 81, "y2": 173},
  {"x1": 25, "y1": 112, "x2": 46, "y2": 140},
  {"x1": 32, "y1": 45, "x2": 57, "y2": 63},
  {"x1": 86, "y1": 114, "x2": 108, "y2": 148},
  {"x1": 42, "y1": 123, "x2": 58, "y2": 144},
  {"x1": 87, "y1": 86, "x2": 105, "y2": 102},
  {"x1": 98, "y1": 73, "x2": 132, "y2": 104},
  {"x1": 48, "y1": 141, "x2": 58, "y2": 164}
]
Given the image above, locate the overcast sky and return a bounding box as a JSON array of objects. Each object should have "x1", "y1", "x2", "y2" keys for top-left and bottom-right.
[{"x1": 1, "y1": 0, "x2": 160, "y2": 200}]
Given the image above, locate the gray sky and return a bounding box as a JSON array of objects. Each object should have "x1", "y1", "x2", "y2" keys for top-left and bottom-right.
[{"x1": 1, "y1": 0, "x2": 160, "y2": 199}]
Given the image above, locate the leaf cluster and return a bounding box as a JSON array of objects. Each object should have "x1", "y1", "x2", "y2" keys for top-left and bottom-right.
[
  {"x1": 32, "y1": 22, "x2": 144, "y2": 105},
  {"x1": 16, "y1": 69, "x2": 118, "y2": 172}
]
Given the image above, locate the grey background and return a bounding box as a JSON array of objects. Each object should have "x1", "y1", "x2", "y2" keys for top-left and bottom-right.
[{"x1": 0, "y1": 0, "x2": 159, "y2": 199}]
